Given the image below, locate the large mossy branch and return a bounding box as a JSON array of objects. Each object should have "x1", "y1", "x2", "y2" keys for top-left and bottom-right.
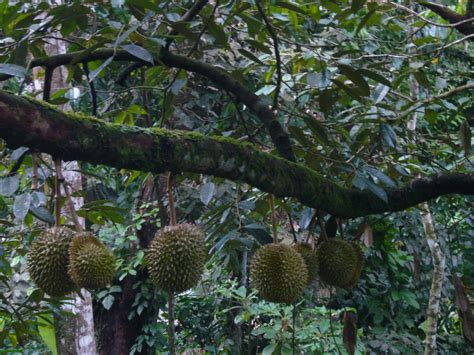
[
  {"x1": 0, "y1": 48, "x2": 295, "y2": 162},
  {"x1": 1, "y1": 91, "x2": 473, "y2": 218}
]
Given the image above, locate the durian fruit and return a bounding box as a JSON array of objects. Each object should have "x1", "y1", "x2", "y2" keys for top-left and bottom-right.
[
  {"x1": 293, "y1": 243, "x2": 319, "y2": 285},
  {"x1": 250, "y1": 243, "x2": 308, "y2": 304},
  {"x1": 345, "y1": 243, "x2": 364, "y2": 288},
  {"x1": 318, "y1": 239, "x2": 363, "y2": 288},
  {"x1": 68, "y1": 232, "x2": 116, "y2": 289},
  {"x1": 27, "y1": 227, "x2": 76, "y2": 297},
  {"x1": 146, "y1": 224, "x2": 206, "y2": 293}
]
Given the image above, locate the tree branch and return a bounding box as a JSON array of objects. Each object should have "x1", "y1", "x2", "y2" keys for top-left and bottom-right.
[
  {"x1": 0, "y1": 91, "x2": 472, "y2": 218},
  {"x1": 418, "y1": 1, "x2": 474, "y2": 36},
  {"x1": 255, "y1": 0, "x2": 282, "y2": 110},
  {"x1": 0, "y1": 48, "x2": 295, "y2": 161}
]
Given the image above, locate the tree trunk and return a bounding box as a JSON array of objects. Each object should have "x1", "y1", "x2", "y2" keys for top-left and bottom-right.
[
  {"x1": 420, "y1": 202, "x2": 445, "y2": 355},
  {"x1": 95, "y1": 175, "x2": 165, "y2": 354}
]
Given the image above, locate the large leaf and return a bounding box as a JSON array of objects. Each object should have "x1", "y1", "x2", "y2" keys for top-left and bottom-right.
[
  {"x1": 0, "y1": 175, "x2": 19, "y2": 196},
  {"x1": 338, "y1": 64, "x2": 370, "y2": 96},
  {"x1": 0, "y1": 63, "x2": 26, "y2": 78},
  {"x1": 121, "y1": 44, "x2": 154, "y2": 64},
  {"x1": 13, "y1": 192, "x2": 31, "y2": 222}
]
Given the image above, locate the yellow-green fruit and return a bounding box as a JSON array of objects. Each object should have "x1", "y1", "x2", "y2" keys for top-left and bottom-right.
[
  {"x1": 68, "y1": 233, "x2": 116, "y2": 289},
  {"x1": 345, "y1": 243, "x2": 364, "y2": 288},
  {"x1": 318, "y1": 239, "x2": 362, "y2": 288},
  {"x1": 292, "y1": 243, "x2": 319, "y2": 285},
  {"x1": 146, "y1": 224, "x2": 206, "y2": 293},
  {"x1": 250, "y1": 244, "x2": 308, "y2": 304},
  {"x1": 27, "y1": 227, "x2": 76, "y2": 297}
]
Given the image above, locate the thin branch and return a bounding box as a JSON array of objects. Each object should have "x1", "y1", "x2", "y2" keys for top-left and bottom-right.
[
  {"x1": 255, "y1": 0, "x2": 282, "y2": 110},
  {"x1": 391, "y1": 2, "x2": 474, "y2": 29},
  {"x1": 0, "y1": 47, "x2": 296, "y2": 161},
  {"x1": 165, "y1": 0, "x2": 210, "y2": 49},
  {"x1": 396, "y1": 83, "x2": 474, "y2": 121}
]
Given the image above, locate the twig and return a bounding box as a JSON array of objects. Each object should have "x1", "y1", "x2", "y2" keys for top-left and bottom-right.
[
  {"x1": 165, "y1": 0, "x2": 210, "y2": 49},
  {"x1": 390, "y1": 2, "x2": 474, "y2": 28},
  {"x1": 270, "y1": 195, "x2": 278, "y2": 243},
  {"x1": 54, "y1": 160, "x2": 62, "y2": 226},
  {"x1": 167, "y1": 172, "x2": 177, "y2": 226},
  {"x1": 31, "y1": 152, "x2": 38, "y2": 191},
  {"x1": 255, "y1": 0, "x2": 282, "y2": 110}
]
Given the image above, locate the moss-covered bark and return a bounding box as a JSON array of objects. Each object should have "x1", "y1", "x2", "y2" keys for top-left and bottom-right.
[{"x1": 0, "y1": 90, "x2": 473, "y2": 218}]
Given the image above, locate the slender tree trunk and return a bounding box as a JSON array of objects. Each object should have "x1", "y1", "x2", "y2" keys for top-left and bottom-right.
[
  {"x1": 420, "y1": 202, "x2": 445, "y2": 355},
  {"x1": 33, "y1": 19, "x2": 98, "y2": 353},
  {"x1": 406, "y1": 19, "x2": 445, "y2": 352}
]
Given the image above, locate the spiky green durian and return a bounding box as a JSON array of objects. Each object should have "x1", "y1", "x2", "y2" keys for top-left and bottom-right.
[
  {"x1": 250, "y1": 243, "x2": 308, "y2": 304},
  {"x1": 293, "y1": 243, "x2": 319, "y2": 285},
  {"x1": 68, "y1": 232, "x2": 116, "y2": 289},
  {"x1": 27, "y1": 227, "x2": 76, "y2": 297},
  {"x1": 318, "y1": 239, "x2": 363, "y2": 288},
  {"x1": 345, "y1": 243, "x2": 364, "y2": 288},
  {"x1": 146, "y1": 224, "x2": 206, "y2": 293}
]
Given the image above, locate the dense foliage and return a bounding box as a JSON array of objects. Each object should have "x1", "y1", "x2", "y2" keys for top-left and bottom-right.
[{"x1": 0, "y1": 0, "x2": 473, "y2": 354}]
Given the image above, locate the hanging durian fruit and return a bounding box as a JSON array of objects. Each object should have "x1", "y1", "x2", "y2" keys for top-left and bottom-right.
[
  {"x1": 293, "y1": 243, "x2": 319, "y2": 285},
  {"x1": 27, "y1": 227, "x2": 76, "y2": 297},
  {"x1": 146, "y1": 224, "x2": 206, "y2": 293},
  {"x1": 68, "y1": 232, "x2": 116, "y2": 289},
  {"x1": 318, "y1": 239, "x2": 363, "y2": 288},
  {"x1": 250, "y1": 243, "x2": 308, "y2": 304}
]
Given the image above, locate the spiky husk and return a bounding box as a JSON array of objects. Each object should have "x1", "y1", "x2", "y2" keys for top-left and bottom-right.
[
  {"x1": 27, "y1": 227, "x2": 76, "y2": 297},
  {"x1": 250, "y1": 244, "x2": 308, "y2": 304},
  {"x1": 318, "y1": 239, "x2": 363, "y2": 288},
  {"x1": 345, "y1": 243, "x2": 364, "y2": 288},
  {"x1": 293, "y1": 243, "x2": 319, "y2": 285},
  {"x1": 146, "y1": 224, "x2": 206, "y2": 293},
  {"x1": 68, "y1": 232, "x2": 116, "y2": 289}
]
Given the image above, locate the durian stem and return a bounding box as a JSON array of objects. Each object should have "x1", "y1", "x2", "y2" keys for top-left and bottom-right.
[
  {"x1": 54, "y1": 159, "x2": 62, "y2": 226},
  {"x1": 167, "y1": 292, "x2": 176, "y2": 355},
  {"x1": 54, "y1": 160, "x2": 83, "y2": 232},
  {"x1": 32, "y1": 152, "x2": 38, "y2": 191},
  {"x1": 62, "y1": 180, "x2": 83, "y2": 233},
  {"x1": 270, "y1": 195, "x2": 278, "y2": 243},
  {"x1": 167, "y1": 172, "x2": 177, "y2": 226},
  {"x1": 317, "y1": 210, "x2": 328, "y2": 242}
]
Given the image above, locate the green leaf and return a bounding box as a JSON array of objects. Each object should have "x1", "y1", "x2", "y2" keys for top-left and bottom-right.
[
  {"x1": 121, "y1": 44, "x2": 154, "y2": 64},
  {"x1": 200, "y1": 182, "x2": 215, "y2": 206},
  {"x1": 38, "y1": 314, "x2": 57, "y2": 355},
  {"x1": 29, "y1": 205, "x2": 55, "y2": 224},
  {"x1": 13, "y1": 193, "x2": 31, "y2": 222},
  {"x1": 351, "y1": 0, "x2": 366, "y2": 12},
  {"x1": 359, "y1": 68, "x2": 391, "y2": 86},
  {"x1": 356, "y1": 9, "x2": 375, "y2": 34},
  {"x1": 0, "y1": 63, "x2": 26, "y2": 78},
  {"x1": 207, "y1": 20, "x2": 227, "y2": 46},
  {"x1": 238, "y1": 48, "x2": 264, "y2": 65},
  {"x1": 303, "y1": 116, "x2": 330, "y2": 146},
  {"x1": 275, "y1": 1, "x2": 307, "y2": 14},
  {"x1": 0, "y1": 175, "x2": 19, "y2": 196},
  {"x1": 89, "y1": 57, "x2": 114, "y2": 81},
  {"x1": 338, "y1": 64, "x2": 370, "y2": 96}
]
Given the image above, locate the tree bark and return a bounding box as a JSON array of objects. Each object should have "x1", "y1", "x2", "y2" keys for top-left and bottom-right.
[
  {"x1": 0, "y1": 91, "x2": 473, "y2": 218},
  {"x1": 420, "y1": 202, "x2": 445, "y2": 355}
]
